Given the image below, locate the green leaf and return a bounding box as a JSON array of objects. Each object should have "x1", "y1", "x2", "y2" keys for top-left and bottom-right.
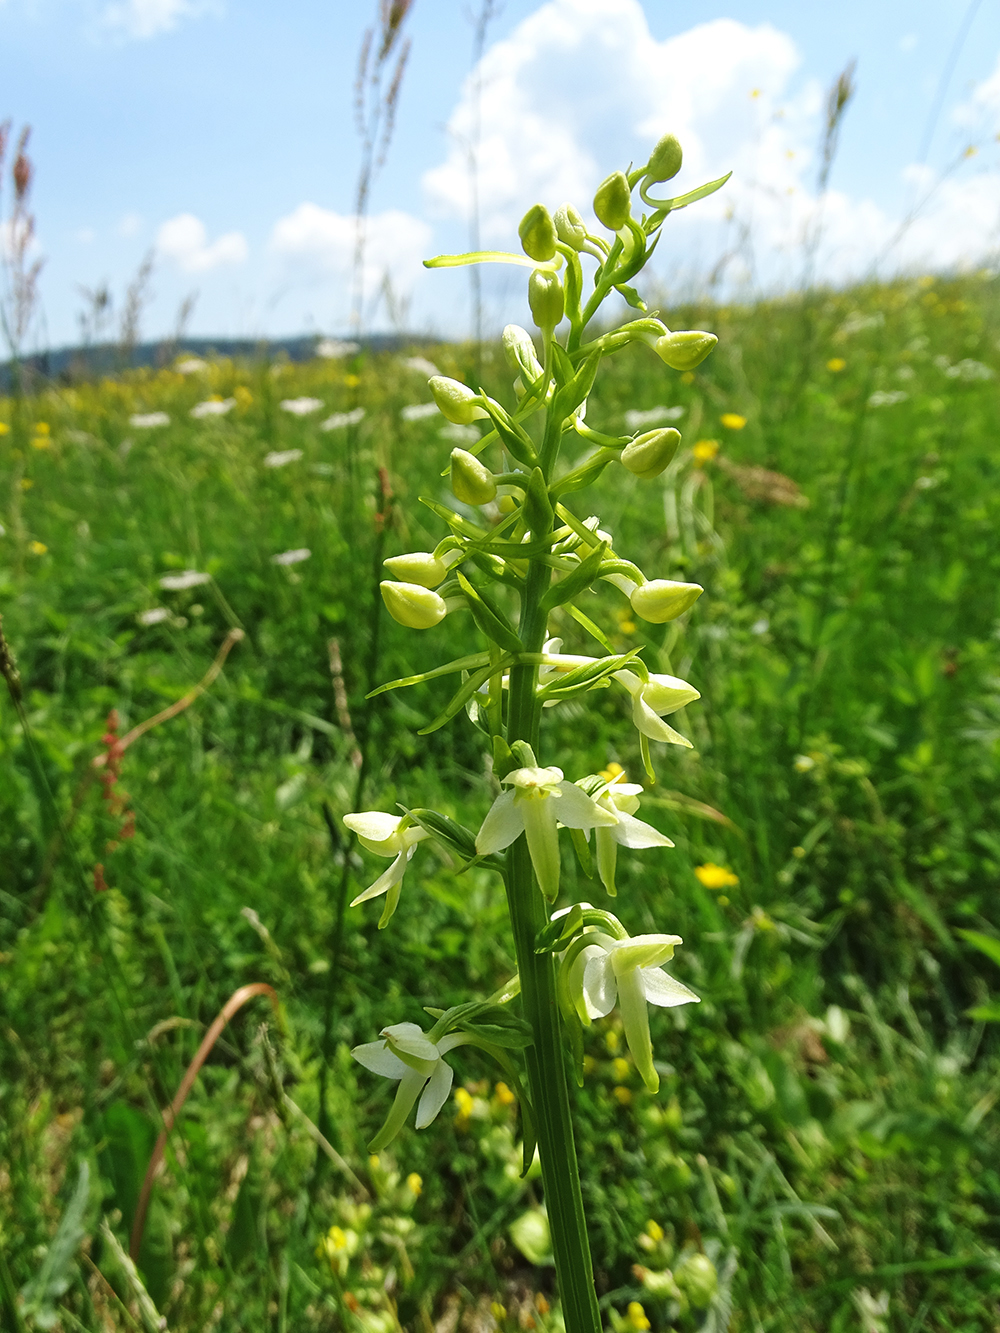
[
  {"x1": 552, "y1": 350, "x2": 602, "y2": 421},
  {"x1": 460, "y1": 1004, "x2": 534, "y2": 1049},
  {"x1": 367, "y1": 652, "x2": 491, "y2": 698},
  {"x1": 537, "y1": 648, "x2": 644, "y2": 703},
  {"x1": 20, "y1": 1161, "x2": 91, "y2": 1325},
  {"x1": 565, "y1": 603, "x2": 616, "y2": 654},
  {"x1": 535, "y1": 903, "x2": 584, "y2": 954},
  {"x1": 540, "y1": 541, "x2": 606, "y2": 614},
  {"x1": 418, "y1": 659, "x2": 510, "y2": 735},
  {"x1": 614, "y1": 282, "x2": 647, "y2": 311},
  {"x1": 482, "y1": 401, "x2": 539, "y2": 466},
  {"x1": 493, "y1": 735, "x2": 516, "y2": 780},
  {"x1": 419, "y1": 495, "x2": 488, "y2": 540},
  {"x1": 457, "y1": 570, "x2": 524, "y2": 653},
  {"x1": 957, "y1": 929, "x2": 1000, "y2": 970},
  {"x1": 550, "y1": 341, "x2": 576, "y2": 388},
  {"x1": 967, "y1": 1002, "x2": 1000, "y2": 1022},
  {"x1": 424, "y1": 250, "x2": 559, "y2": 271},
  {"x1": 552, "y1": 451, "x2": 615, "y2": 497},
  {"x1": 523, "y1": 467, "x2": 554, "y2": 536},
  {"x1": 642, "y1": 170, "x2": 732, "y2": 215},
  {"x1": 406, "y1": 807, "x2": 478, "y2": 862}
]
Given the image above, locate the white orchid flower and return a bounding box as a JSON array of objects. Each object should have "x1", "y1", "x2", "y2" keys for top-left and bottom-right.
[
  {"x1": 343, "y1": 812, "x2": 430, "y2": 927},
  {"x1": 476, "y1": 764, "x2": 618, "y2": 901},
  {"x1": 352, "y1": 1021, "x2": 471, "y2": 1151},
  {"x1": 612, "y1": 668, "x2": 700, "y2": 747},
  {"x1": 587, "y1": 774, "x2": 674, "y2": 897},
  {"x1": 572, "y1": 932, "x2": 699, "y2": 1091}
]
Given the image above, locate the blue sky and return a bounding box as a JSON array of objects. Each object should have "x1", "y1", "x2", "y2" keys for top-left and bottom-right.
[{"x1": 3, "y1": 0, "x2": 1000, "y2": 348}]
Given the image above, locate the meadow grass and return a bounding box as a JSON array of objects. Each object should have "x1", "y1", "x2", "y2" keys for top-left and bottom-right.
[{"x1": 2, "y1": 272, "x2": 1000, "y2": 1332}]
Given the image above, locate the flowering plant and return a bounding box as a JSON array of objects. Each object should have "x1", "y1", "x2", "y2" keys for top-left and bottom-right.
[{"x1": 343, "y1": 132, "x2": 727, "y2": 1333}]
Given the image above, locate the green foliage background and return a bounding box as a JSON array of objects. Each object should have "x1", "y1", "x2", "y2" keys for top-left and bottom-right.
[{"x1": 2, "y1": 273, "x2": 1000, "y2": 1331}]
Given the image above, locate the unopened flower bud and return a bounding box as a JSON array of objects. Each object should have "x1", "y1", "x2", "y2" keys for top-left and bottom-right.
[
  {"x1": 621, "y1": 428, "x2": 681, "y2": 480},
  {"x1": 653, "y1": 331, "x2": 718, "y2": 372},
  {"x1": 645, "y1": 133, "x2": 683, "y2": 184},
  {"x1": 593, "y1": 171, "x2": 632, "y2": 230},
  {"x1": 429, "y1": 375, "x2": 489, "y2": 425},
  {"x1": 674, "y1": 1254, "x2": 717, "y2": 1309},
  {"x1": 528, "y1": 269, "x2": 564, "y2": 331},
  {"x1": 383, "y1": 551, "x2": 448, "y2": 588},
  {"x1": 554, "y1": 202, "x2": 587, "y2": 250},
  {"x1": 381, "y1": 581, "x2": 448, "y2": 629},
  {"x1": 502, "y1": 324, "x2": 544, "y2": 384},
  {"x1": 630, "y1": 579, "x2": 703, "y2": 624},
  {"x1": 518, "y1": 204, "x2": 557, "y2": 262},
  {"x1": 451, "y1": 448, "x2": 497, "y2": 506}
]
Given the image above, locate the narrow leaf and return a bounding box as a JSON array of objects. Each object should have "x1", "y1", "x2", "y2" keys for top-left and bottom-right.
[
  {"x1": 424, "y1": 250, "x2": 559, "y2": 271},
  {"x1": 565, "y1": 603, "x2": 616, "y2": 654},
  {"x1": 457, "y1": 571, "x2": 524, "y2": 653},
  {"x1": 368, "y1": 652, "x2": 491, "y2": 698},
  {"x1": 418, "y1": 660, "x2": 510, "y2": 735}
]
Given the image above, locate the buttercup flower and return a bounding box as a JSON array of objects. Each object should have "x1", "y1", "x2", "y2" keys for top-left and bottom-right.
[
  {"x1": 571, "y1": 932, "x2": 699, "y2": 1090},
  {"x1": 694, "y1": 862, "x2": 738, "y2": 889},
  {"x1": 352, "y1": 1022, "x2": 470, "y2": 1150},
  {"x1": 343, "y1": 812, "x2": 430, "y2": 926},
  {"x1": 476, "y1": 764, "x2": 618, "y2": 900}
]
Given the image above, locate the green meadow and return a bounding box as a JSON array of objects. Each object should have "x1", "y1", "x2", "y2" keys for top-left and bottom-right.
[{"x1": 2, "y1": 273, "x2": 1000, "y2": 1331}]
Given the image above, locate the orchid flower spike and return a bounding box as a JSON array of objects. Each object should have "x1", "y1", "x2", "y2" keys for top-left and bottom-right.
[
  {"x1": 572, "y1": 932, "x2": 699, "y2": 1091},
  {"x1": 613, "y1": 669, "x2": 700, "y2": 747},
  {"x1": 343, "y1": 812, "x2": 430, "y2": 927},
  {"x1": 586, "y1": 772, "x2": 674, "y2": 897},
  {"x1": 352, "y1": 1021, "x2": 471, "y2": 1151},
  {"x1": 476, "y1": 763, "x2": 618, "y2": 901}
]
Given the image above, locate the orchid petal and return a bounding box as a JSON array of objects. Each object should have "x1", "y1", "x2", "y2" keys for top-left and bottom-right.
[
  {"x1": 385, "y1": 1022, "x2": 440, "y2": 1064},
  {"x1": 617, "y1": 966, "x2": 658, "y2": 1092},
  {"x1": 344, "y1": 811, "x2": 403, "y2": 849},
  {"x1": 415, "y1": 1058, "x2": 455, "y2": 1128},
  {"x1": 595, "y1": 826, "x2": 619, "y2": 897},
  {"x1": 632, "y1": 694, "x2": 693, "y2": 746},
  {"x1": 351, "y1": 1039, "x2": 408, "y2": 1079},
  {"x1": 582, "y1": 952, "x2": 617, "y2": 1019},
  {"x1": 611, "y1": 810, "x2": 674, "y2": 850},
  {"x1": 640, "y1": 966, "x2": 700, "y2": 1008},
  {"x1": 610, "y1": 933, "x2": 682, "y2": 973},
  {"x1": 476, "y1": 790, "x2": 524, "y2": 854},
  {"x1": 350, "y1": 848, "x2": 411, "y2": 906},
  {"x1": 368, "y1": 1067, "x2": 427, "y2": 1152},
  {"x1": 553, "y1": 780, "x2": 619, "y2": 830},
  {"x1": 521, "y1": 795, "x2": 562, "y2": 900}
]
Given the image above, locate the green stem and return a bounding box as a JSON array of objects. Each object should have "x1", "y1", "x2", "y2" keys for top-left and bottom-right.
[{"x1": 505, "y1": 550, "x2": 601, "y2": 1333}]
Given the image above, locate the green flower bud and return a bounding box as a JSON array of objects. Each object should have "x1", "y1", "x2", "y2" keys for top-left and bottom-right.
[
  {"x1": 653, "y1": 331, "x2": 718, "y2": 372},
  {"x1": 645, "y1": 132, "x2": 683, "y2": 184},
  {"x1": 502, "y1": 324, "x2": 544, "y2": 384},
  {"x1": 554, "y1": 202, "x2": 587, "y2": 250},
  {"x1": 518, "y1": 204, "x2": 557, "y2": 262},
  {"x1": 593, "y1": 170, "x2": 632, "y2": 230},
  {"x1": 674, "y1": 1253, "x2": 717, "y2": 1309},
  {"x1": 429, "y1": 375, "x2": 489, "y2": 425},
  {"x1": 621, "y1": 428, "x2": 681, "y2": 480},
  {"x1": 451, "y1": 448, "x2": 497, "y2": 506},
  {"x1": 630, "y1": 579, "x2": 703, "y2": 624},
  {"x1": 528, "y1": 269, "x2": 564, "y2": 331},
  {"x1": 380, "y1": 581, "x2": 448, "y2": 630},
  {"x1": 383, "y1": 551, "x2": 448, "y2": 588}
]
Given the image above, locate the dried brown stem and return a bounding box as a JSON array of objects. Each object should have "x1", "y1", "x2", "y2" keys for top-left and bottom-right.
[{"x1": 130, "y1": 982, "x2": 279, "y2": 1260}]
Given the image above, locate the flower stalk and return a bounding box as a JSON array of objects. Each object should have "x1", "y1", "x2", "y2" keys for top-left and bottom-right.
[{"x1": 343, "y1": 130, "x2": 728, "y2": 1333}]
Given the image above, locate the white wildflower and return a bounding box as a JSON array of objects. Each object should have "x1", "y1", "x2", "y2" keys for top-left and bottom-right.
[
  {"x1": 264, "y1": 449, "x2": 303, "y2": 469},
  {"x1": 159, "y1": 570, "x2": 211, "y2": 591},
  {"x1": 400, "y1": 402, "x2": 441, "y2": 422},
  {"x1": 272, "y1": 548, "x2": 311, "y2": 566},
  {"x1": 129, "y1": 412, "x2": 170, "y2": 428},
  {"x1": 279, "y1": 397, "x2": 324, "y2": 415},
  {"x1": 138, "y1": 607, "x2": 171, "y2": 625},
  {"x1": 316, "y1": 338, "x2": 359, "y2": 359},
  {"x1": 321, "y1": 407, "x2": 366, "y2": 431},
  {"x1": 190, "y1": 398, "x2": 236, "y2": 418}
]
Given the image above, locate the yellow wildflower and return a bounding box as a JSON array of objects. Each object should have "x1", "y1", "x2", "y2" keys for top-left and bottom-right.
[
  {"x1": 406, "y1": 1172, "x2": 423, "y2": 1196},
  {"x1": 692, "y1": 439, "x2": 719, "y2": 465},
  {"x1": 627, "y1": 1301, "x2": 650, "y2": 1330},
  {"x1": 494, "y1": 1081, "x2": 516, "y2": 1107},
  {"x1": 612, "y1": 1057, "x2": 631, "y2": 1083},
  {"x1": 34, "y1": 422, "x2": 50, "y2": 435},
  {"x1": 598, "y1": 760, "x2": 625, "y2": 784},
  {"x1": 826, "y1": 358, "x2": 846, "y2": 372},
  {"x1": 344, "y1": 373, "x2": 361, "y2": 388},
  {"x1": 680, "y1": 371, "x2": 695, "y2": 385},
  {"x1": 645, "y1": 1220, "x2": 664, "y2": 1242},
  {"x1": 29, "y1": 541, "x2": 47, "y2": 555},
  {"x1": 20, "y1": 478, "x2": 33, "y2": 490},
  {"x1": 613, "y1": 1086, "x2": 633, "y2": 1107},
  {"x1": 605, "y1": 1029, "x2": 620, "y2": 1055},
  {"x1": 454, "y1": 1085, "x2": 474, "y2": 1128},
  {"x1": 694, "y1": 862, "x2": 739, "y2": 889},
  {"x1": 0, "y1": 422, "x2": 9, "y2": 434},
  {"x1": 720, "y1": 413, "x2": 746, "y2": 430},
  {"x1": 234, "y1": 385, "x2": 254, "y2": 410},
  {"x1": 31, "y1": 435, "x2": 51, "y2": 450}
]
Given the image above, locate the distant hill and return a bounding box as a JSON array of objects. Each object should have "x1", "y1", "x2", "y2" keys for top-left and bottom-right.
[{"x1": 0, "y1": 332, "x2": 429, "y2": 390}]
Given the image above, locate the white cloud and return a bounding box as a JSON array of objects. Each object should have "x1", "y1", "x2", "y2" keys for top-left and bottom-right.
[
  {"x1": 101, "y1": 0, "x2": 220, "y2": 41},
  {"x1": 420, "y1": 0, "x2": 1000, "y2": 299},
  {"x1": 270, "y1": 204, "x2": 432, "y2": 311},
  {"x1": 118, "y1": 212, "x2": 143, "y2": 238},
  {"x1": 156, "y1": 213, "x2": 248, "y2": 273}
]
